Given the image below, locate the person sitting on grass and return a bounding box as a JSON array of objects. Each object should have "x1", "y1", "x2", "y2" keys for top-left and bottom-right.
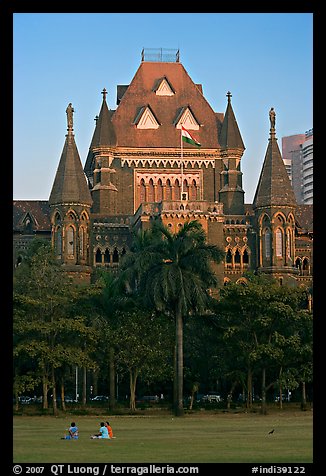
[
  {"x1": 90, "y1": 422, "x2": 109, "y2": 439},
  {"x1": 105, "y1": 421, "x2": 116, "y2": 438},
  {"x1": 61, "y1": 422, "x2": 79, "y2": 440}
]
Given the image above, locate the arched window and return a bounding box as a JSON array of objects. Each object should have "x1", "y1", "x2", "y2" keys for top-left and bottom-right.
[
  {"x1": 148, "y1": 179, "x2": 154, "y2": 202},
  {"x1": 286, "y1": 229, "x2": 292, "y2": 258},
  {"x1": 303, "y1": 258, "x2": 309, "y2": 274},
  {"x1": 104, "y1": 249, "x2": 110, "y2": 264},
  {"x1": 189, "y1": 179, "x2": 197, "y2": 200},
  {"x1": 295, "y1": 257, "x2": 302, "y2": 273},
  {"x1": 112, "y1": 248, "x2": 119, "y2": 263},
  {"x1": 234, "y1": 249, "x2": 241, "y2": 265},
  {"x1": 243, "y1": 248, "x2": 249, "y2": 265},
  {"x1": 226, "y1": 249, "x2": 232, "y2": 266},
  {"x1": 67, "y1": 226, "x2": 74, "y2": 256},
  {"x1": 174, "y1": 179, "x2": 181, "y2": 200},
  {"x1": 55, "y1": 226, "x2": 62, "y2": 256},
  {"x1": 264, "y1": 229, "x2": 271, "y2": 258},
  {"x1": 140, "y1": 179, "x2": 146, "y2": 203},
  {"x1": 165, "y1": 179, "x2": 172, "y2": 200},
  {"x1": 79, "y1": 227, "x2": 85, "y2": 258},
  {"x1": 275, "y1": 228, "x2": 283, "y2": 257},
  {"x1": 156, "y1": 179, "x2": 163, "y2": 202},
  {"x1": 95, "y1": 248, "x2": 102, "y2": 264}
]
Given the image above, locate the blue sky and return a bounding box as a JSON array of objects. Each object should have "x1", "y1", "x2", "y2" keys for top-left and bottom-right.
[{"x1": 13, "y1": 13, "x2": 313, "y2": 203}]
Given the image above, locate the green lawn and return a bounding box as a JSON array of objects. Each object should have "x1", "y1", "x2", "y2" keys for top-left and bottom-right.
[{"x1": 13, "y1": 410, "x2": 313, "y2": 463}]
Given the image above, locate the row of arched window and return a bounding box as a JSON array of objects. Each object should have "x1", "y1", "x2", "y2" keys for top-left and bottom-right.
[
  {"x1": 225, "y1": 247, "x2": 250, "y2": 269},
  {"x1": 94, "y1": 247, "x2": 126, "y2": 266},
  {"x1": 295, "y1": 256, "x2": 311, "y2": 275},
  {"x1": 138, "y1": 177, "x2": 199, "y2": 205},
  {"x1": 54, "y1": 225, "x2": 88, "y2": 261}
]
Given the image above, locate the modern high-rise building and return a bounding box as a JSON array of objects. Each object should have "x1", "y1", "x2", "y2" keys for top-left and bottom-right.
[{"x1": 282, "y1": 130, "x2": 313, "y2": 205}]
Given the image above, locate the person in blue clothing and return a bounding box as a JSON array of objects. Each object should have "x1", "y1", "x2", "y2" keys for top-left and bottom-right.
[
  {"x1": 61, "y1": 422, "x2": 79, "y2": 439},
  {"x1": 90, "y1": 422, "x2": 109, "y2": 439}
]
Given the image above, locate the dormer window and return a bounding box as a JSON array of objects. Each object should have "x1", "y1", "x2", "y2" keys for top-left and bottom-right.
[
  {"x1": 174, "y1": 106, "x2": 200, "y2": 130},
  {"x1": 153, "y1": 76, "x2": 175, "y2": 96},
  {"x1": 133, "y1": 105, "x2": 160, "y2": 129}
]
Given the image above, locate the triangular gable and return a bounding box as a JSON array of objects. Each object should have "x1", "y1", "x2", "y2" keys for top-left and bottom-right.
[
  {"x1": 174, "y1": 106, "x2": 200, "y2": 130},
  {"x1": 153, "y1": 77, "x2": 175, "y2": 96},
  {"x1": 133, "y1": 105, "x2": 160, "y2": 129}
]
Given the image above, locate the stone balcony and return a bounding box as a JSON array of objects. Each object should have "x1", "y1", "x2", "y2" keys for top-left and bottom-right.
[{"x1": 132, "y1": 200, "x2": 224, "y2": 226}]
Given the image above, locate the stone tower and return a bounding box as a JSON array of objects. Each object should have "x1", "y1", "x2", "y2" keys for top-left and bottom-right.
[
  {"x1": 219, "y1": 91, "x2": 245, "y2": 215},
  {"x1": 252, "y1": 108, "x2": 298, "y2": 285},
  {"x1": 49, "y1": 103, "x2": 93, "y2": 283}
]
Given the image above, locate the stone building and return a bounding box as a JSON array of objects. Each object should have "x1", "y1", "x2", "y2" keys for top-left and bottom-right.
[{"x1": 13, "y1": 50, "x2": 313, "y2": 289}]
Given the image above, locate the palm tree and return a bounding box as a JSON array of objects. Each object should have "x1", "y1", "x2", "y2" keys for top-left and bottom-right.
[{"x1": 120, "y1": 220, "x2": 224, "y2": 416}]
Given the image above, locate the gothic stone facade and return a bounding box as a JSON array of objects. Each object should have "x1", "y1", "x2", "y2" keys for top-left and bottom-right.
[{"x1": 13, "y1": 56, "x2": 313, "y2": 288}]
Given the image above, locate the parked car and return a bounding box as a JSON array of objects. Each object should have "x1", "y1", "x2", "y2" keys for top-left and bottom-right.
[
  {"x1": 19, "y1": 396, "x2": 32, "y2": 404},
  {"x1": 201, "y1": 392, "x2": 223, "y2": 403},
  {"x1": 91, "y1": 395, "x2": 109, "y2": 402},
  {"x1": 136, "y1": 395, "x2": 160, "y2": 404},
  {"x1": 64, "y1": 395, "x2": 76, "y2": 403}
]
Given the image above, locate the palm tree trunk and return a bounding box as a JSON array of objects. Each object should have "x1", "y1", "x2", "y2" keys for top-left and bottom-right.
[{"x1": 175, "y1": 307, "x2": 184, "y2": 417}]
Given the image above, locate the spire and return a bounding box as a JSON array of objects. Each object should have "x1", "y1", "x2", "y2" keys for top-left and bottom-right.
[
  {"x1": 253, "y1": 108, "x2": 296, "y2": 209},
  {"x1": 49, "y1": 104, "x2": 92, "y2": 206},
  {"x1": 91, "y1": 88, "x2": 117, "y2": 148},
  {"x1": 219, "y1": 92, "x2": 245, "y2": 150}
]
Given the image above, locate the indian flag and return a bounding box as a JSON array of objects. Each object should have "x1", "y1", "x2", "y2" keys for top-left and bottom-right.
[{"x1": 181, "y1": 126, "x2": 201, "y2": 147}]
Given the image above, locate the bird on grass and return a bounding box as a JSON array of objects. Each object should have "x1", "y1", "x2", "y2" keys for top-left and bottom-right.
[{"x1": 268, "y1": 429, "x2": 275, "y2": 435}]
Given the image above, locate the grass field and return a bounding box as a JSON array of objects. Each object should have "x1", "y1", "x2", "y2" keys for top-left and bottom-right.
[{"x1": 13, "y1": 410, "x2": 313, "y2": 463}]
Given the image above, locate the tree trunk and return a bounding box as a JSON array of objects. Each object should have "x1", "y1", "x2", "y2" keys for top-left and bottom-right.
[
  {"x1": 51, "y1": 365, "x2": 58, "y2": 416},
  {"x1": 175, "y1": 308, "x2": 184, "y2": 417},
  {"x1": 246, "y1": 367, "x2": 252, "y2": 409},
  {"x1": 42, "y1": 362, "x2": 48, "y2": 409},
  {"x1": 260, "y1": 367, "x2": 267, "y2": 415},
  {"x1": 129, "y1": 369, "x2": 138, "y2": 412},
  {"x1": 173, "y1": 341, "x2": 177, "y2": 413},
  {"x1": 60, "y1": 380, "x2": 66, "y2": 412},
  {"x1": 109, "y1": 347, "x2": 116, "y2": 410},
  {"x1": 82, "y1": 366, "x2": 87, "y2": 406},
  {"x1": 301, "y1": 381, "x2": 307, "y2": 411}
]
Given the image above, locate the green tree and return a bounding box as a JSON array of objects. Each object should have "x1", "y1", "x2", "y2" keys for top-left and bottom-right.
[
  {"x1": 121, "y1": 220, "x2": 224, "y2": 416},
  {"x1": 13, "y1": 239, "x2": 98, "y2": 413},
  {"x1": 114, "y1": 309, "x2": 173, "y2": 411},
  {"x1": 216, "y1": 273, "x2": 312, "y2": 413}
]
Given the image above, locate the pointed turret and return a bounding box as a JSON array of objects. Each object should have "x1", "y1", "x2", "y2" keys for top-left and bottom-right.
[
  {"x1": 219, "y1": 91, "x2": 245, "y2": 150},
  {"x1": 91, "y1": 88, "x2": 117, "y2": 148},
  {"x1": 253, "y1": 108, "x2": 296, "y2": 209},
  {"x1": 49, "y1": 105, "x2": 92, "y2": 207},
  {"x1": 84, "y1": 88, "x2": 116, "y2": 180},
  {"x1": 219, "y1": 92, "x2": 245, "y2": 215},
  {"x1": 49, "y1": 104, "x2": 92, "y2": 283},
  {"x1": 83, "y1": 89, "x2": 118, "y2": 216},
  {"x1": 253, "y1": 108, "x2": 298, "y2": 285}
]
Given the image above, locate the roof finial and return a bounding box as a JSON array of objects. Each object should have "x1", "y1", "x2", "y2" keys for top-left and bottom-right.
[
  {"x1": 226, "y1": 91, "x2": 232, "y2": 103},
  {"x1": 102, "y1": 88, "x2": 107, "y2": 101},
  {"x1": 66, "y1": 102, "x2": 74, "y2": 131},
  {"x1": 269, "y1": 107, "x2": 276, "y2": 131}
]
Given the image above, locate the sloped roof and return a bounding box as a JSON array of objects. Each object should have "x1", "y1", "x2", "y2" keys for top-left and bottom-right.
[
  {"x1": 49, "y1": 131, "x2": 92, "y2": 206},
  {"x1": 112, "y1": 61, "x2": 223, "y2": 148},
  {"x1": 253, "y1": 133, "x2": 297, "y2": 209},
  {"x1": 219, "y1": 95, "x2": 245, "y2": 150},
  {"x1": 13, "y1": 200, "x2": 51, "y2": 231},
  {"x1": 91, "y1": 96, "x2": 116, "y2": 148},
  {"x1": 295, "y1": 204, "x2": 313, "y2": 233}
]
